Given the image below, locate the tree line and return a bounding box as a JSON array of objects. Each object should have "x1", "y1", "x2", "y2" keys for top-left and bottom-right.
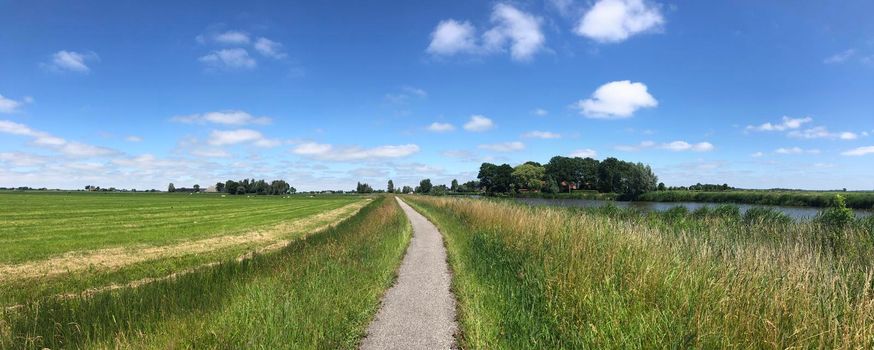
[
  {"x1": 213, "y1": 179, "x2": 296, "y2": 195},
  {"x1": 474, "y1": 156, "x2": 659, "y2": 200}
]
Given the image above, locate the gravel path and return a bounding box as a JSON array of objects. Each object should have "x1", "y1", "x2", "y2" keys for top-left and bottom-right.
[{"x1": 360, "y1": 197, "x2": 457, "y2": 350}]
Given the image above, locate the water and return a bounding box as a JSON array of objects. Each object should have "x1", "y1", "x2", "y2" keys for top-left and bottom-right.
[{"x1": 514, "y1": 198, "x2": 874, "y2": 220}]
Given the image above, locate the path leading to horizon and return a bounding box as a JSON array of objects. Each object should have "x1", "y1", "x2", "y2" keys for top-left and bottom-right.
[{"x1": 360, "y1": 197, "x2": 457, "y2": 350}]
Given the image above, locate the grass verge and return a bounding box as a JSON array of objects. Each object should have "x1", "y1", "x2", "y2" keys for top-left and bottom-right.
[
  {"x1": 405, "y1": 196, "x2": 874, "y2": 349},
  {"x1": 1, "y1": 196, "x2": 411, "y2": 349}
]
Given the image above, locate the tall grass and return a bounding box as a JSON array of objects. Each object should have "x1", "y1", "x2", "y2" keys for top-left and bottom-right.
[
  {"x1": 640, "y1": 190, "x2": 874, "y2": 209},
  {"x1": 406, "y1": 196, "x2": 874, "y2": 349},
  {"x1": 0, "y1": 196, "x2": 411, "y2": 349}
]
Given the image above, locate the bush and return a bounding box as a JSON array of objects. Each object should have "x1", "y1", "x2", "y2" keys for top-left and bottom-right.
[{"x1": 816, "y1": 195, "x2": 855, "y2": 229}]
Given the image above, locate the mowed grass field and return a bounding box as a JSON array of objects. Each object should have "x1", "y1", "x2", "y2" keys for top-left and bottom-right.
[
  {"x1": 0, "y1": 191, "x2": 360, "y2": 264},
  {"x1": 1, "y1": 196, "x2": 412, "y2": 349},
  {"x1": 0, "y1": 192, "x2": 367, "y2": 306},
  {"x1": 406, "y1": 196, "x2": 874, "y2": 349}
]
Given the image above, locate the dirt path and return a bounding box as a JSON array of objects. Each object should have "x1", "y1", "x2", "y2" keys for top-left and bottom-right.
[{"x1": 360, "y1": 197, "x2": 457, "y2": 350}]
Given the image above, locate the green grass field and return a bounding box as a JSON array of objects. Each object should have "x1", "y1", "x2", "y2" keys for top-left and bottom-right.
[
  {"x1": 0, "y1": 192, "x2": 367, "y2": 306},
  {"x1": 1, "y1": 196, "x2": 411, "y2": 349},
  {"x1": 0, "y1": 192, "x2": 360, "y2": 264},
  {"x1": 406, "y1": 196, "x2": 874, "y2": 349}
]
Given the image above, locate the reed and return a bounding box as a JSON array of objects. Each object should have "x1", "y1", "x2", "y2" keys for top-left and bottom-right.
[{"x1": 406, "y1": 196, "x2": 874, "y2": 349}]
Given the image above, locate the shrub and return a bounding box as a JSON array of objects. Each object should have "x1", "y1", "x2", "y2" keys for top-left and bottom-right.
[{"x1": 816, "y1": 195, "x2": 855, "y2": 229}]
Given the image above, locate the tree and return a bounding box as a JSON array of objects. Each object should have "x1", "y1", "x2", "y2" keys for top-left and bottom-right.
[
  {"x1": 224, "y1": 180, "x2": 238, "y2": 194},
  {"x1": 512, "y1": 163, "x2": 545, "y2": 191},
  {"x1": 597, "y1": 157, "x2": 622, "y2": 194},
  {"x1": 215, "y1": 182, "x2": 225, "y2": 193},
  {"x1": 657, "y1": 182, "x2": 666, "y2": 191},
  {"x1": 545, "y1": 156, "x2": 577, "y2": 193},
  {"x1": 459, "y1": 180, "x2": 480, "y2": 193},
  {"x1": 193, "y1": 184, "x2": 200, "y2": 192},
  {"x1": 451, "y1": 179, "x2": 459, "y2": 192},
  {"x1": 402, "y1": 185, "x2": 413, "y2": 194},
  {"x1": 235, "y1": 186, "x2": 245, "y2": 195},
  {"x1": 168, "y1": 183, "x2": 176, "y2": 192},
  {"x1": 356, "y1": 182, "x2": 374, "y2": 193},
  {"x1": 418, "y1": 179, "x2": 433, "y2": 194},
  {"x1": 478, "y1": 163, "x2": 513, "y2": 194},
  {"x1": 542, "y1": 176, "x2": 560, "y2": 194},
  {"x1": 430, "y1": 184, "x2": 449, "y2": 196},
  {"x1": 387, "y1": 179, "x2": 395, "y2": 193},
  {"x1": 269, "y1": 180, "x2": 290, "y2": 195}
]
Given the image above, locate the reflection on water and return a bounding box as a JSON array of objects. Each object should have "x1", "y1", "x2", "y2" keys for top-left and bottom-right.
[{"x1": 514, "y1": 197, "x2": 874, "y2": 220}]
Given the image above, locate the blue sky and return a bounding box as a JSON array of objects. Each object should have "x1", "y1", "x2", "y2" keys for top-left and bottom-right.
[{"x1": 1, "y1": 0, "x2": 873, "y2": 191}]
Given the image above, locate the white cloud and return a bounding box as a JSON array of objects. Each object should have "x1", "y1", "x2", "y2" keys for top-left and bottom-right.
[
  {"x1": 171, "y1": 110, "x2": 271, "y2": 125},
  {"x1": 775, "y1": 147, "x2": 820, "y2": 155},
  {"x1": 427, "y1": 4, "x2": 545, "y2": 61},
  {"x1": 532, "y1": 108, "x2": 548, "y2": 116},
  {"x1": 746, "y1": 116, "x2": 812, "y2": 132},
  {"x1": 292, "y1": 142, "x2": 333, "y2": 156},
  {"x1": 427, "y1": 122, "x2": 456, "y2": 132},
  {"x1": 0, "y1": 119, "x2": 115, "y2": 157},
  {"x1": 214, "y1": 30, "x2": 251, "y2": 45},
  {"x1": 402, "y1": 86, "x2": 428, "y2": 97},
  {"x1": 577, "y1": 80, "x2": 657, "y2": 119},
  {"x1": 254, "y1": 37, "x2": 287, "y2": 59},
  {"x1": 841, "y1": 146, "x2": 874, "y2": 156},
  {"x1": 662, "y1": 141, "x2": 714, "y2": 152},
  {"x1": 482, "y1": 4, "x2": 545, "y2": 61},
  {"x1": 253, "y1": 138, "x2": 282, "y2": 148},
  {"x1": 840, "y1": 132, "x2": 859, "y2": 140},
  {"x1": 463, "y1": 115, "x2": 495, "y2": 132},
  {"x1": 785, "y1": 126, "x2": 859, "y2": 140},
  {"x1": 427, "y1": 19, "x2": 478, "y2": 56},
  {"x1": 549, "y1": 0, "x2": 576, "y2": 17},
  {"x1": 569, "y1": 148, "x2": 597, "y2": 158},
  {"x1": 479, "y1": 141, "x2": 525, "y2": 152},
  {"x1": 291, "y1": 142, "x2": 420, "y2": 161},
  {"x1": 45, "y1": 50, "x2": 98, "y2": 73},
  {"x1": 751, "y1": 151, "x2": 764, "y2": 158},
  {"x1": 58, "y1": 142, "x2": 115, "y2": 157},
  {"x1": 615, "y1": 140, "x2": 712, "y2": 152},
  {"x1": 189, "y1": 148, "x2": 228, "y2": 158},
  {"x1": 199, "y1": 48, "x2": 257, "y2": 70},
  {"x1": 0, "y1": 94, "x2": 32, "y2": 114},
  {"x1": 615, "y1": 140, "x2": 655, "y2": 152},
  {"x1": 824, "y1": 49, "x2": 856, "y2": 64},
  {"x1": 385, "y1": 86, "x2": 428, "y2": 105},
  {"x1": 576, "y1": 0, "x2": 664, "y2": 43},
  {"x1": 523, "y1": 130, "x2": 561, "y2": 139},
  {"x1": 125, "y1": 135, "x2": 143, "y2": 142},
  {"x1": 0, "y1": 152, "x2": 49, "y2": 167},
  {"x1": 208, "y1": 129, "x2": 279, "y2": 148}
]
